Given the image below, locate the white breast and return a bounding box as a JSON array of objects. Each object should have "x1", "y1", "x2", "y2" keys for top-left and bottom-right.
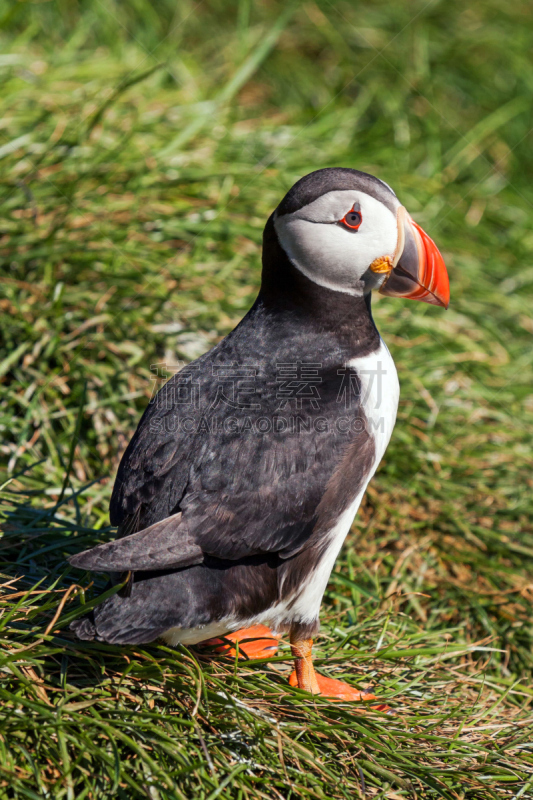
[{"x1": 349, "y1": 337, "x2": 400, "y2": 469}]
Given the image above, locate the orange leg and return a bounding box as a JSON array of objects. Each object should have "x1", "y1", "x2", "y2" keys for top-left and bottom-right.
[
  {"x1": 289, "y1": 638, "x2": 320, "y2": 693},
  {"x1": 289, "y1": 636, "x2": 388, "y2": 708},
  {"x1": 199, "y1": 624, "x2": 281, "y2": 659}
]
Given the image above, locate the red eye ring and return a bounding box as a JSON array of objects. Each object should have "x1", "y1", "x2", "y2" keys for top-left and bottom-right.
[{"x1": 341, "y1": 207, "x2": 362, "y2": 230}]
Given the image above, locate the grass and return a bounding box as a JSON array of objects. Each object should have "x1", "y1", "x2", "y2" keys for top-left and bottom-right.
[{"x1": 1, "y1": 0, "x2": 533, "y2": 796}]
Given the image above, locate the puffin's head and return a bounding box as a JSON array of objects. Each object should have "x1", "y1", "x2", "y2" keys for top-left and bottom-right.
[{"x1": 272, "y1": 168, "x2": 449, "y2": 308}]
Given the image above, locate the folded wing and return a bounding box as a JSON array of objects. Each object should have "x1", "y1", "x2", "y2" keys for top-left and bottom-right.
[{"x1": 68, "y1": 513, "x2": 203, "y2": 572}]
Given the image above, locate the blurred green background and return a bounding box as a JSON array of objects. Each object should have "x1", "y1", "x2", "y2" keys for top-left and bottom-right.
[{"x1": 1, "y1": 1, "x2": 533, "y2": 798}]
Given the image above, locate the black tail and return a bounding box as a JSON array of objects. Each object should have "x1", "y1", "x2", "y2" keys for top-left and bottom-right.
[{"x1": 68, "y1": 563, "x2": 232, "y2": 646}]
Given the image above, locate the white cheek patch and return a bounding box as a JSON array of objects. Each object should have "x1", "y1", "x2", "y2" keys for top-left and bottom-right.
[{"x1": 274, "y1": 190, "x2": 399, "y2": 295}]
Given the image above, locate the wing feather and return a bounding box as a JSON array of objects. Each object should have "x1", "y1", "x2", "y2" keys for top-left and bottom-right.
[
  {"x1": 68, "y1": 513, "x2": 203, "y2": 572},
  {"x1": 89, "y1": 308, "x2": 369, "y2": 571}
]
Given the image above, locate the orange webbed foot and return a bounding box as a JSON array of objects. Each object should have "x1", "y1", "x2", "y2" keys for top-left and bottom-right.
[
  {"x1": 289, "y1": 670, "x2": 389, "y2": 710},
  {"x1": 200, "y1": 624, "x2": 281, "y2": 659}
]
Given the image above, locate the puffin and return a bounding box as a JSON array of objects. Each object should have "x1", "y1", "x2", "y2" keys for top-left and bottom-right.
[{"x1": 69, "y1": 168, "x2": 449, "y2": 702}]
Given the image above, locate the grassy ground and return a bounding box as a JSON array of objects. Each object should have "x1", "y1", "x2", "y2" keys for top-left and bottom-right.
[{"x1": 1, "y1": 0, "x2": 533, "y2": 797}]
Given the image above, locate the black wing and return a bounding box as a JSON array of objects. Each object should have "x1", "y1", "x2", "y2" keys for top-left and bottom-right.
[
  {"x1": 69, "y1": 513, "x2": 203, "y2": 571},
  {"x1": 74, "y1": 305, "x2": 372, "y2": 572}
]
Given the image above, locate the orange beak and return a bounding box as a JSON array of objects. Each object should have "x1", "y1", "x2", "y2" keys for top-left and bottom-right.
[{"x1": 379, "y1": 210, "x2": 450, "y2": 308}]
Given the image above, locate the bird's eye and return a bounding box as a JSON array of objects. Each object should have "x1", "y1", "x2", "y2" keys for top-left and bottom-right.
[{"x1": 341, "y1": 207, "x2": 362, "y2": 230}]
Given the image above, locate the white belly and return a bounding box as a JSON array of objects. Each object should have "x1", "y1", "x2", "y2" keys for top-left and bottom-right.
[{"x1": 162, "y1": 340, "x2": 399, "y2": 644}]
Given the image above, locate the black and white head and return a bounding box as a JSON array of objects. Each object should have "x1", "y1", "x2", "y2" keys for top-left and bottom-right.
[{"x1": 270, "y1": 168, "x2": 449, "y2": 308}]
